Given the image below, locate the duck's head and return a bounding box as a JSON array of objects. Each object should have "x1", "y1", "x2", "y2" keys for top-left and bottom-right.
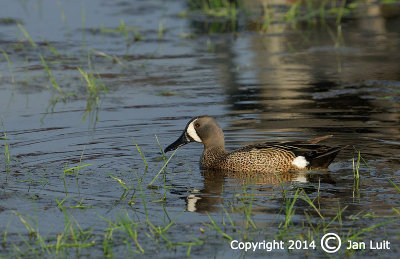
[{"x1": 164, "y1": 116, "x2": 225, "y2": 153}]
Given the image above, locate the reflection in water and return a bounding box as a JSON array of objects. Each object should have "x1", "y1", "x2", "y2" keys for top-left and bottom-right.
[{"x1": 186, "y1": 168, "x2": 337, "y2": 213}]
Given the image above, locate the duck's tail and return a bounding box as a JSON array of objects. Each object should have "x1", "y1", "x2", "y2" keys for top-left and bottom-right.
[{"x1": 308, "y1": 145, "x2": 348, "y2": 169}]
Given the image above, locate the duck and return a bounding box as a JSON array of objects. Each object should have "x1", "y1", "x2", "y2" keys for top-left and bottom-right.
[{"x1": 164, "y1": 116, "x2": 347, "y2": 174}]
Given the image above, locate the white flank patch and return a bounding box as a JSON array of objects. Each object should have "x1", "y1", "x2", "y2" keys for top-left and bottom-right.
[
  {"x1": 187, "y1": 121, "x2": 202, "y2": 142},
  {"x1": 292, "y1": 156, "x2": 309, "y2": 169}
]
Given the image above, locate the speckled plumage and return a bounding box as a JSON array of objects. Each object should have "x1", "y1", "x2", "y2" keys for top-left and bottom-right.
[
  {"x1": 201, "y1": 145, "x2": 297, "y2": 173},
  {"x1": 165, "y1": 116, "x2": 346, "y2": 174}
]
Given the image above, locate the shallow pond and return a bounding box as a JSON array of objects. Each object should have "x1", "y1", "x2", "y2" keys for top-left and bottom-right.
[{"x1": 0, "y1": 0, "x2": 399, "y2": 258}]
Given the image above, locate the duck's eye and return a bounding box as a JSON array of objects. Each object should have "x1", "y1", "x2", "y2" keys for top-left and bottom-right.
[{"x1": 195, "y1": 123, "x2": 200, "y2": 128}]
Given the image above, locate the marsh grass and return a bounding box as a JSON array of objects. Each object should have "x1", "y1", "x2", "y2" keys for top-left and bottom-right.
[
  {"x1": 20, "y1": 45, "x2": 113, "y2": 124},
  {"x1": 2, "y1": 139, "x2": 399, "y2": 257},
  {"x1": 39, "y1": 54, "x2": 63, "y2": 94},
  {"x1": 132, "y1": 137, "x2": 148, "y2": 170},
  {"x1": 276, "y1": 188, "x2": 397, "y2": 255},
  {"x1": 207, "y1": 213, "x2": 233, "y2": 240},
  {"x1": 280, "y1": 188, "x2": 300, "y2": 230},
  {"x1": 1, "y1": 119, "x2": 10, "y2": 175},
  {"x1": 41, "y1": 38, "x2": 61, "y2": 56},
  {"x1": 146, "y1": 136, "x2": 178, "y2": 187},
  {"x1": 17, "y1": 23, "x2": 37, "y2": 48},
  {"x1": 107, "y1": 173, "x2": 132, "y2": 200},
  {"x1": 158, "y1": 20, "x2": 166, "y2": 39},
  {"x1": 388, "y1": 179, "x2": 400, "y2": 216},
  {"x1": 12, "y1": 209, "x2": 51, "y2": 256},
  {"x1": 55, "y1": 201, "x2": 96, "y2": 254},
  {"x1": 92, "y1": 139, "x2": 201, "y2": 255},
  {"x1": 327, "y1": 23, "x2": 345, "y2": 50},
  {"x1": 198, "y1": 0, "x2": 240, "y2": 18},
  {"x1": 92, "y1": 49, "x2": 126, "y2": 68},
  {"x1": 237, "y1": 183, "x2": 258, "y2": 231},
  {"x1": 15, "y1": 170, "x2": 49, "y2": 193},
  {"x1": 2, "y1": 217, "x2": 11, "y2": 248},
  {"x1": 119, "y1": 19, "x2": 130, "y2": 46},
  {"x1": 352, "y1": 148, "x2": 369, "y2": 198},
  {"x1": 202, "y1": 180, "x2": 259, "y2": 241},
  {"x1": 282, "y1": 0, "x2": 353, "y2": 26},
  {"x1": 77, "y1": 58, "x2": 109, "y2": 122},
  {"x1": 99, "y1": 206, "x2": 203, "y2": 257},
  {"x1": 62, "y1": 162, "x2": 92, "y2": 197},
  {"x1": 98, "y1": 19, "x2": 142, "y2": 48},
  {"x1": 187, "y1": 0, "x2": 365, "y2": 34},
  {"x1": 154, "y1": 135, "x2": 171, "y2": 201},
  {"x1": 77, "y1": 67, "x2": 108, "y2": 98},
  {"x1": 101, "y1": 212, "x2": 144, "y2": 255},
  {"x1": 2, "y1": 49, "x2": 15, "y2": 85},
  {"x1": 388, "y1": 178, "x2": 400, "y2": 193},
  {"x1": 273, "y1": 153, "x2": 398, "y2": 255},
  {"x1": 148, "y1": 150, "x2": 177, "y2": 186},
  {"x1": 11, "y1": 202, "x2": 95, "y2": 257},
  {"x1": 0, "y1": 123, "x2": 396, "y2": 257}
]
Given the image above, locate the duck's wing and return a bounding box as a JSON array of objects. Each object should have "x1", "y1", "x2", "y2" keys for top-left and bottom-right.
[
  {"x1": 277, "y1": 143, "x2": 347, "y2": 168},
  {"x1": 238, "y1": 142, "x2": 348, "y2": 169}
]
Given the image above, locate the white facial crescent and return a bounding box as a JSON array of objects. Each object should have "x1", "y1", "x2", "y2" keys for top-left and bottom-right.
[{"x1": 187, "y1": 121, "x2": 202, "y2": 142}]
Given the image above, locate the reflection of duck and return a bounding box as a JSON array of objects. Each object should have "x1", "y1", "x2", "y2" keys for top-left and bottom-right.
[
  {"x1": 186, "y1": 170, "x2": 225, "y2": 213},
  {"x1": 185, "y1": 169, "x2": 336, "y2": 213},
  {"x1": 165, "y1": 116, "x2": 347, "y2": 174},
  {"x1": 202, "y1": 168, "x2": 306, "y2": 185},
  {"x1": 186, "y1": 169, "x2": 303, "y2": 213}
]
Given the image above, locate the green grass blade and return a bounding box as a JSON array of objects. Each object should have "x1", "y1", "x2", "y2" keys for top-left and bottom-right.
[
  {"x1": 388, "y1": 178, "x2": 400, "y2": 193},
  {"x1": 17, "y1": 23, "x2": 37, "y2": 48},
  {"x1": 149, "y1": 149, "x2": 177, "y2": 186},
  {"x1": 132, "y1": 137, "x2": 148, "y2": 168},
  {"x1": 40, "y1": 54, "x2": 62, "y2": 93},
  {"x1": 207, "y1": 213, "x2": 232, "y2": 240}
]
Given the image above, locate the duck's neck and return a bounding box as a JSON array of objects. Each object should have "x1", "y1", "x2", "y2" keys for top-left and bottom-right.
[{"x1": 201, "y1": 145, "x2": 227, "y2": 169}]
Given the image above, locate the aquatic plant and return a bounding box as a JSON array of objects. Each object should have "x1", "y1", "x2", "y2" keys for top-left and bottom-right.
[
  {"x1": 17, "y1": 23, "x2": 37, "y2": 48},
  {"x1": 1, "y1": 120, "x2": 10, "y2": 174},
  {"x1": 189, "y1": 0, "x2": 241, "y2": 18},
  {"x1": 40, "y1": 54, "x2": 63, "y2": 94},
  {"x1": 185, "y1": 0, "x2": 399, "y2": 33},
  {"x1": 2, "y1": 50, "x2": 15, "y2": 85}
]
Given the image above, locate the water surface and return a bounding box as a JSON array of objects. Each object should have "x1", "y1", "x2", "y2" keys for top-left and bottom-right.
[{"x1": 0, "y1": 0, "x2": 399, "y2": 258}]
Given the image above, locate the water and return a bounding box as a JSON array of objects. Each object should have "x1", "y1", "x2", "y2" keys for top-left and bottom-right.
[{"x1": 0, "y1": 0, "x2": 399, "y2": 258}]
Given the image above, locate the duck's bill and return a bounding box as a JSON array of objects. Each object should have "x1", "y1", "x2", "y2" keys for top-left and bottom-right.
[{"x1": 164, "y1": 132, "x2": 190, "y2": 153}]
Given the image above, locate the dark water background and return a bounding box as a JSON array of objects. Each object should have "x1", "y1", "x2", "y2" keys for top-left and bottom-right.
[{"x1": 0, "y1": 0, "x2": 399, "y2": 258}]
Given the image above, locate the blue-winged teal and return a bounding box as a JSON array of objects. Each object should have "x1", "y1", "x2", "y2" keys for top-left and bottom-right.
[{"x1": 165, "y1": 116, "x2": 346, "y2": 173}]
